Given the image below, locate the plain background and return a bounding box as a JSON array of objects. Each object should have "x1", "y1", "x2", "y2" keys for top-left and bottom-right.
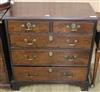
[{"x1": 14, "y1": 0, "x2": 100, "y2": 12}]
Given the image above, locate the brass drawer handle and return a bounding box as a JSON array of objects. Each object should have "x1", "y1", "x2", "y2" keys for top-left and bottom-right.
[
  {"x1": 27, "y1": 58, "x2": 33, "y2": 61},
  {"x1": 66, "y1": 23, "x2": 80, "y2": 32},
  {"x1": 63, "y1": 72, "x2": 73, "y2": 77},
  {"x1": 21, "y1": 22, "x2": 36, "y2": 31},
  {"x1": 64, "y1": 55, "x2": 77, "y2": 62},
  {"x1": 24, "y1": 38, "x2": 37, "y2": 46},
  {"x1": 27, "y1": 42, "x2": 33, "y2": 46},
  {"x1": 66, "y1": 39, "x2": 78, "y2": 46},
  {"x1": 48, "y1": 68, "x2": 53, "y2": 73},
  {"x1": 49, "y1": 35, "x2": 53, "y2": 42},
  {"x1": 66, "y1": 39, "x2": 78, "y2": 43},
  {"x1": 49, "y1": 51, "x2": 53, "y2": 57},
  {"x1": 25, "y1": 55, "x2": 37, "y2": 61},
  {"x1": 68, "y1": 43, "x2": 76, "y2": 46}
]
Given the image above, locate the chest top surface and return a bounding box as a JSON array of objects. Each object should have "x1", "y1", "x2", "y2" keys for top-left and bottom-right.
[{"x1": 4, "y1": 2, "x2": 97, "y2": 20}]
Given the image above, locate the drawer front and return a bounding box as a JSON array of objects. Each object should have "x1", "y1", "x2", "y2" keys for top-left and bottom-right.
[
  {"x1": 11, "y1": 50, "x2": 89, "y2": 66},
  {"x1": 9, "y1": 34, "x2": 92, "y2": 49},
  {"x1": 13, "y1": 67, "x2": 87, "y2": 82},
  {"x1": 53, "y1": 21, "x2": 94, "y2": 33},
  {"x1": 8, "y1": 20, "x2": 49, "y2": 33}
]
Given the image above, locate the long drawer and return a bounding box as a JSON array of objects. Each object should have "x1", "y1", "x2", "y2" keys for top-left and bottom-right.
[
  {"x1": 13, "y1": 67, "x2": 88, "y2": 82},
  {"x1": 9, "y1": 34, "x2": 92, "y2": 49},
  {"x1": 11, "y1": 49, "x2": 89, "y2": 66}
]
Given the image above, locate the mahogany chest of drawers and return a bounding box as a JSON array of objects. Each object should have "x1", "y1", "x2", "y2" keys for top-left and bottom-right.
[{"x1": 4, "y1": 2, "x2": 97, "y2": 91}]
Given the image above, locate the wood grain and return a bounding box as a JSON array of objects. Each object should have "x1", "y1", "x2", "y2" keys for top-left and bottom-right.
[
  {"x1": 9, "y1": 34, "x2": 92, "y2": 49},
  {"x1": 11, "y1": 49, "x2": 89, "y2": 66},
  {"x1": 8, "y1": 20, "x2": 49, "y2": 33},
  {"x1": 13, "y1": 67, "x2": 88, "y2": 82},
  {"x1": 53, "y1": 21, "x2": 94, "y2": 33},
  {"x1": 5, "y1": 2, "x2": 97, "y2": 20}
]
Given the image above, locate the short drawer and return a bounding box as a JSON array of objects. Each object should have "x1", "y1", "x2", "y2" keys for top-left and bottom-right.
[
  {"x1": 8, "y1": 20, "x2": 49, "y2": 33},
  {"x1": 53, "y1": 21, "x2": 94, "y2": 33},
  {"x1": 11, "y1": 49, "x2": 89, "y2": 66},
  {"x1": 9, "y1": 34, "x2": 92, "y2": 49},
  {"x1": 13, "y1": 67, "x2": 87, "y2": 82}
]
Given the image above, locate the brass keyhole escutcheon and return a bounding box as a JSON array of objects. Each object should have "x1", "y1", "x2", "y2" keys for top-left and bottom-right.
[
  {"x1": 64, "y1": 55, "x2": 77, "y2": 62},
  {"x1": 49, "y1": 35, "x2": 53, "y2": 42},
  {"x1": 49, "y1": 51, "x2": 53, "y2": 57},
  {"x1": 48, "y1": 68, "x2": 53, "y2": 73}
]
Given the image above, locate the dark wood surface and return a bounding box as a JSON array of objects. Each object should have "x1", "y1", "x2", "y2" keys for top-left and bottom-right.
[
  {"x1": 53, "y1": 21, "x2": 94, "y2": 33},
  {"x1": 8, "y1": 20, "x2": 94, "y2": 33},
  {"x1": 9, "y1": 34, "x2": 92, "y2": 49},
  {"x1": 13, "y1": 67, "x2": 87, "y2": 82},
  {"x1": 11, "y1": 49, "x2": 89, "y2": 66},
  {"x1": 4, "y1": 2, "x2": 97, "y2": 20},
  {"x1": 8, "y1": 20, "x2": 49, "y2": 32}
]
